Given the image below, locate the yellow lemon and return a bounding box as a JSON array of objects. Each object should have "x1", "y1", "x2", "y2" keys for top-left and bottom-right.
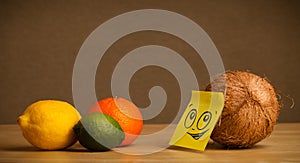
[{"x1": 17, "y1": 100, "x2": 81, "y2": 150}]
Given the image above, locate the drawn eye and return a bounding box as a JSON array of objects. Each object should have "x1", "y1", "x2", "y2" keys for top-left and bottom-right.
[
  {"x1": 184, "y1": 109, "x2": 197, "y2": 128},
  {"x1": 197, "y1": 111, "x2": 212, "y2": 130}
]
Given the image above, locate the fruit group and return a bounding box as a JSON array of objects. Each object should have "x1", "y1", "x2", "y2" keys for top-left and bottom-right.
[
  {"x1": 73, "y1": 113, "x2": 124, "y2": 151},
  {"x1": 88, "y1": 98, "x2": 143, "y2": 146},
  {"x1": 17, "y1": 100, "x2": 81, "y2": 150}
]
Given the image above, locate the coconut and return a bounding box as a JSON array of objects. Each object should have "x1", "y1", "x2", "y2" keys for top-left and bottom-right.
[{"x1": 206, "y1": 71, "x2": 280, "y2": 148}]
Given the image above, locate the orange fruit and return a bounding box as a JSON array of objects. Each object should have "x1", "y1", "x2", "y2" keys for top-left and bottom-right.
[{"x1": 88, "y1": 97, "x2": 143, "y2": 146}]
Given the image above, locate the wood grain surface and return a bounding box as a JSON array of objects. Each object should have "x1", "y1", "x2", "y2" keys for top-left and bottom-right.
[{"x1": 0, "y1": 124, "x2": 299, "y2": 162}]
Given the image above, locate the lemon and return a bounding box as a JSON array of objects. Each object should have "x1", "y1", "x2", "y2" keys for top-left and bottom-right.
[
  {"x1": 73, "y1": 113, "x2": 124, "y2": 151},
  {"x1": 17, "y1": 100, "x2": 81, "y2": 150}
]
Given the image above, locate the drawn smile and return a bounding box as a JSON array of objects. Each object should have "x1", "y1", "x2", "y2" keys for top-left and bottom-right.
[{"x1": 187, "y1": 129, "x2": 209, "y2": 140}]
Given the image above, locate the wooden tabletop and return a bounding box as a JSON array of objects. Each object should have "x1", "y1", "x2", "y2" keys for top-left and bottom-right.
[{"x1": 0, "y1": 123, "x2": 299, "y2": 162}]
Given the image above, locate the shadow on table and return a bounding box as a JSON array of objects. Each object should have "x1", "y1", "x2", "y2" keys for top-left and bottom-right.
[
  {"x1": 4, "y1": 142, "x2": 267, "y2": 153},
  {"x1": 168, "y1": 142, "x2": 267, "y2": 152},
  {"x1": 3, "y1": 143, "x2": 87, "y2": 152},
  {"x1": 4, "y1": 146, "x2": 42, "y2": 152}
]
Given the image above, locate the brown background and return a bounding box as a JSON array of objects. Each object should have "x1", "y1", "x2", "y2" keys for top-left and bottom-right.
[{"x1": 0, "y1": 0, "x2": 299, "y2": 124}]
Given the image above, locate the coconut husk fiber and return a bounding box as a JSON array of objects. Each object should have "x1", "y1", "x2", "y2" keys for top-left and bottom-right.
[{"x1": 206, "y1": 71, "x2": 280, "y2": 148}]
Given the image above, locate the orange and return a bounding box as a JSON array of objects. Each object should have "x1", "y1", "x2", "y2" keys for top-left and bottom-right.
[{"x1": 88, "y1": 97, "x2": 143, "y2": 146}]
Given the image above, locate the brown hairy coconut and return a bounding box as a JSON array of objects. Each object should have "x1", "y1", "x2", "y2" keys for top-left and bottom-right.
[{"x1": 206, "y1": 71, "x2": 280, "y2": 148}]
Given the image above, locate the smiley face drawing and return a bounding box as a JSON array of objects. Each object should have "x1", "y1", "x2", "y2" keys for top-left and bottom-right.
[
  {"x1": 185, "y1": 107, "x2": 212, "y2": 141},
  {"x1": 169, "y1": 91, "x2": 224, "y2": 151}
]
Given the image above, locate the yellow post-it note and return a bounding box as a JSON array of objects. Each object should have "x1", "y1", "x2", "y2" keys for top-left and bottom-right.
[{"x1": 169, "y1": 91, "x2": 224, "y2": 151}]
